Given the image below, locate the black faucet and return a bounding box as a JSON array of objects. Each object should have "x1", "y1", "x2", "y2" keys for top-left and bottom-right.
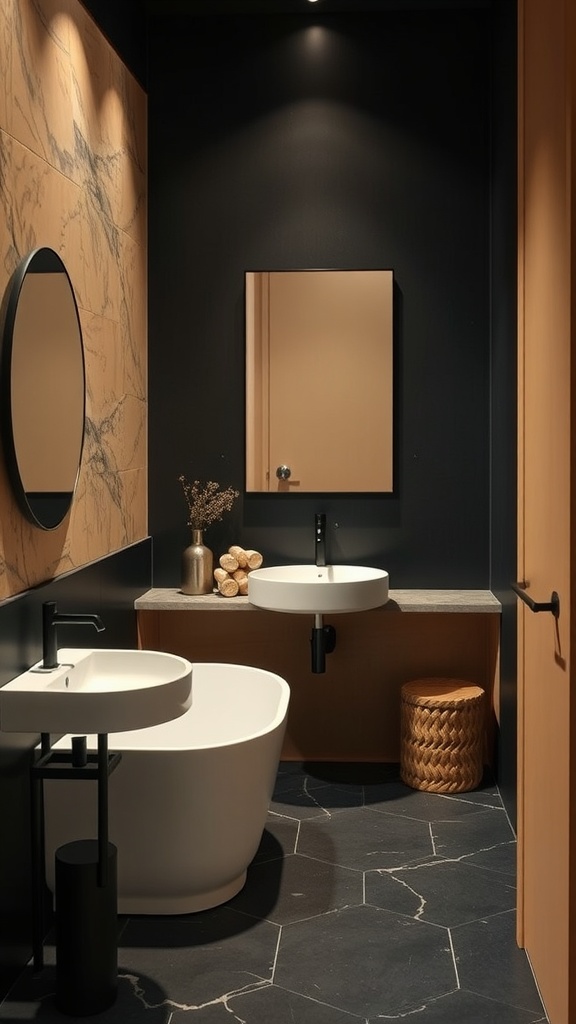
[
  {"x1": 42, "y1": 600, "x2": 105, "y2": 669},
  {"x1": 315, "y1": 513, "x2": 327, "y2": 567}
]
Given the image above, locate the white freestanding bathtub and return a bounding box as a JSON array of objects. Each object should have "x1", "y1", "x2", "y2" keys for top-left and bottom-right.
[{"x1": 43, "y1": 662, "x2": 290, "y2": 914}]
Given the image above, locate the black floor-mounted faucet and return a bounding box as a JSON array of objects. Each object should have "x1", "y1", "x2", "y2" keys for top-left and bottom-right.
[
  {"x1": 42, "y1": 600, "x2": 105, "y2": 669},
  {"x1": 315, "y1": 513, "x2": 327, "y2": 567}
]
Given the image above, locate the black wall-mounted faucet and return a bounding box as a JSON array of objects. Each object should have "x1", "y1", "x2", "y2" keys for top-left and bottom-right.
[
  {"x1": 315, "y1": 513, "x2": 327, "y2": 567},
  {"x1": 42, "y1": 600, "x2": 105, "y2": 670}
]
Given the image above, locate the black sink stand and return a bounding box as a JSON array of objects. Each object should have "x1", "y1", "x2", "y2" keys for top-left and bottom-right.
[{"x1": 31, "y1": 733, "x2": 122, "y2": 1015}]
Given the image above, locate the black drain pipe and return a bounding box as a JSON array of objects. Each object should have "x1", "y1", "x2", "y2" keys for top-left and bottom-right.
[{"x1": 310, "y1": 615, "x2": 336, "y2": 673}]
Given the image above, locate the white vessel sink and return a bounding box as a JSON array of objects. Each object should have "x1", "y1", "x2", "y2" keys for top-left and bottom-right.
[
  {"x1": 248, "y1": 563, "x2": 389, "y2": 615},
  {"x1": 0, "y1": 648, "x2": 193, "y2": 735}
]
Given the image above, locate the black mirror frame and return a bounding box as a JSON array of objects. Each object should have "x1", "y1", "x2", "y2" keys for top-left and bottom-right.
[{"x1": 0, "y1": 247, "x2": 86, "y2": 530}]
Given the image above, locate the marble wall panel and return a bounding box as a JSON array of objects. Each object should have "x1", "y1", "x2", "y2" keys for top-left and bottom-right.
[
  {"x1": 0, "y1": 0, "x2": 147, "y2": 600},
  {"x1": 68, "y1": 3, "x2": 147, "y2": 246},
  {"x1": 120, "y1": 230, "x2": 147, "y2": 400},
  {"x1": 7, "y1": 0, "x2": 75, "y2": 174},
  {"x1": 82, "y1": 312, "x2": 124, "y2": 416},
  {"x1": 74, "y1": 183, "x2": 122, "y2": 321},
  {"x1": 0, "y1": 133, "x2": 78, "y2": 281},
  {"x1": 118, "y1": 72, "x2": 147, "y2": 248},
  {"x1": 0, "y1": 0, "x2": 11, "y2": 130},
  {"x1": 108, "y1": 395, "x2": 147, "y2": 473},
  {"x1": 121, "y1": 466, "x2": 148, "y2": 541}
]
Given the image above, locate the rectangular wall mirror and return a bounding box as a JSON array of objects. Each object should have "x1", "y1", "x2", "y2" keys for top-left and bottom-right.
[{"x1": 245, "y1": 269, "x2": 394, "y2": 493}]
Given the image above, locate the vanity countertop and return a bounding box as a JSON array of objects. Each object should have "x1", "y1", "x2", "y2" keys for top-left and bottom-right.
[{"x1": 135, "y1": 588, "x2": 502, "y2": 614}]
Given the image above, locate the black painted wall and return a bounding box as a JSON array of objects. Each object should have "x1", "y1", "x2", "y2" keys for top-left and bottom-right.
[
  {"x1": 148, "y1": 7, "x2": 497, "y2": 587},
  {"x1": 79, "y1": 0, "x2": 148, "y2": 86},
  {"x1": 145, "y1": 0, "x2": 518, "y2": 820}
]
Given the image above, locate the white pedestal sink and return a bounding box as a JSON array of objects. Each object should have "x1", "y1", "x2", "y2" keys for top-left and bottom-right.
[
  {"x1": 0, "y1": 646, "x2": 193, "y2": 1017},
  {"x1": 248, "y1": 563, "x2": 389, "y2": 615},
  {"x1": 0, "y1": 648, "x2": 193, "y2": 734}
]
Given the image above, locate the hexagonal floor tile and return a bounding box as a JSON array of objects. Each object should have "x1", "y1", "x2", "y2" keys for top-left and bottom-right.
[
  {"x1": 228, "y1": 852, "x2": 363, "y2": 925},
  {"x1": 432, "y1": 808, "x2": 516, "y2": 859},
  {"x1": 251, "y1": 817, "x2": 300, "y2": 864},
  {"x1": 275, "y1": 904, "x2": 456, "y2": 1018},
  {"x1": 0, "y1": 966, "x2": 171, "y2": 1024},
  {"x1": 365, "y1": 856, "x2": 516, "y2": 926},
  {"x1": 465, "y1": 838, "x2": 517, "y2": 876},
  {"x1": 365, "y1": 766, "x2": 502, "y2": 808},
  {"x1": 1, "y1": 763, "x2": 546, "y2": 1024},
  {"x1": 366, "y1": 783, "x2": 503, "y2": 820},
  {"x1": 227, "y1": 983, "x2": 364, "y2": 1023},
  {"x1": 117, "y1": 910, "x2": 280, "y2": 1009},
  {"x1": 367, "y1": 987, "x2": 548, "y2": 1023},
  {"x1": 270, "y1": 779, "x2": 364, "y2": 819},
  {"x1": 452, "y1": 909, "x2": 547, "y2": 1016},
  {"x1": 297, "y1": 805, "x2": 434, "y2": 870}
]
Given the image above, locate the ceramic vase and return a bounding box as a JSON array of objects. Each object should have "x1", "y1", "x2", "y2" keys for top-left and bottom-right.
[{"x1": 181, "y1": 529, "x2": 213, "y2": 595}]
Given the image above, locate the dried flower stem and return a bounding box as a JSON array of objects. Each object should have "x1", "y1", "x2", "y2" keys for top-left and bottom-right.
[{"x1": 179, "y1": 477, "x2": 239, "y2": 530}]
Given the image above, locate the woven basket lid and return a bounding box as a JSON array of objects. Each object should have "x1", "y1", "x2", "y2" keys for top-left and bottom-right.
[{"x1": 401, "y1": 678, "x2": 484, "y2": 707}]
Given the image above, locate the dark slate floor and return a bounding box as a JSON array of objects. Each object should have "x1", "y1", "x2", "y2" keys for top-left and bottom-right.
[{"x1": 1, "y1": 762, "x2": 549, "y2": 1023}]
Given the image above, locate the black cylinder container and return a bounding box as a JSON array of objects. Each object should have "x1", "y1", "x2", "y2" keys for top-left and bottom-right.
[{"x1": 55, "y1": 840, "x2": 118, "y2": 1016}]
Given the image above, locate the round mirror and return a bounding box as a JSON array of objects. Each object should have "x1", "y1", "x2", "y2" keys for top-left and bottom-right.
[{"x1": 0, "y1": 248, "x2": 85, "y2": 530}]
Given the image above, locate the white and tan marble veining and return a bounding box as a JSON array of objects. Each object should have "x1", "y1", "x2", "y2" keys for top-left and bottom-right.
[
  {"x1": 121, "y1": 971, "x2": 271, "y2": 1018},
  {"x1": 119, "y1": 229, "x2": 147, "y2": 400},
  {"x1": 134, "y1": 588, "x2": 502, "y2": 614},
  {"x1": 68, "y1": 2, "x2": 146, "y2": 246},
  {"x1": 0, "y1": 1, "x2": 10, "y2": 131},
  {"x1": 68, "y1": 4, "x2": 123, "y2": 192},
  {"x1": 0, "y1": 134, "x2": 78, "y2": 274},
  {"x1": 114, "y1": 64, "x2": 147, "y2": 248},
  {"x1": 83, "y1": 311, "x2": 146, "y2": 472},
  {"x1": 74, "y1": 191, "x2": 122, "y2": 321},
  {"x1": 90, "y1": 392, "x2": 146, "y2": 474},
  {"x1": 119, "y1": 466, "x2": 147, "y2": 542},
  {"x1": 0, "y1": 0, "x2": 147, "y2": 599},
  {"x1": 82, "y1": 311, "x2": 124, "y2": 413},
  {"x1": 8, "y1": 0, "x2": 75, "y2": 173},
  {"x1": 70, "y1": 459, "x2": 146, "y2": 564}
]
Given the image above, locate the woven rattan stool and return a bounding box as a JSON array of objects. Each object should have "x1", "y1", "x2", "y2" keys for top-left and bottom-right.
[{"x1": 400, "y1": 679, "x2": 485, "y2": 793}]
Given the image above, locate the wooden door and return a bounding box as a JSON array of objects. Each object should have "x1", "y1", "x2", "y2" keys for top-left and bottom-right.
[{"x1": 517, "y1": 2, "x2": 575, "y2": 1021}]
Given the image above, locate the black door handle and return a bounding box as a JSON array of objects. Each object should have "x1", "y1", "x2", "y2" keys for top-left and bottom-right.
[{"x1": 511, "y1": 581, "x2": 560, "y2": 617}]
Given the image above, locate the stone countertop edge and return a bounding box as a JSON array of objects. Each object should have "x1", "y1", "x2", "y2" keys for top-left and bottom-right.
[{"x1": 134, "y1": 588, "x2": 502, "y2": 613}]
